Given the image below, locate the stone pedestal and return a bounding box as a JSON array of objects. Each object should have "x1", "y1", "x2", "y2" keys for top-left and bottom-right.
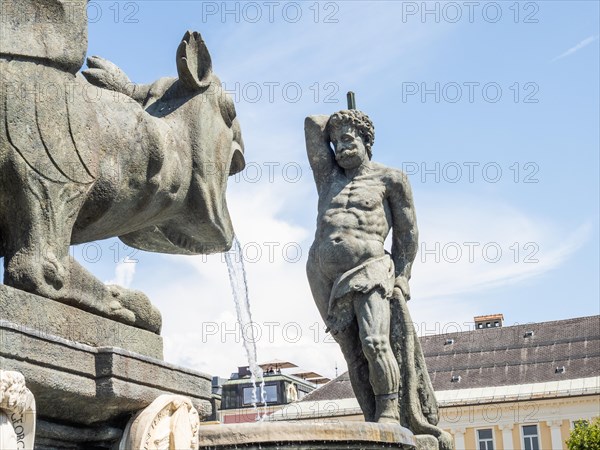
[
  {"x1": 0, "y1": 286, "x2": 214, "y2": 449},
  {"x1": 0, "y1": 285, "x2": 162, "y2": 359}
]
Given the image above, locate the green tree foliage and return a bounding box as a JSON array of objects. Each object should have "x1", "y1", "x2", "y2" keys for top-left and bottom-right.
[{"x1": 567, "y1": 418, "x2": 600, "y2": 450}]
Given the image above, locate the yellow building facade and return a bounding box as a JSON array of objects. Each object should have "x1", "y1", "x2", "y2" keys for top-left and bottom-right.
[{"x1": 438, "y1": 379, "x2": 599, "y2": 449}]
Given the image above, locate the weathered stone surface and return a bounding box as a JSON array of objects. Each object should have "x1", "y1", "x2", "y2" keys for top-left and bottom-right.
[
  {"x1": 0, "y1": 285, "x2": 162, "y2": 359},
  {"x1": 0, "y1": 0, "x2": 245, "y2": 333},
  {"x1": 0, "y1": 0, "x2": 88, "y2": 73},
  {"x1": 305, "y1": 109, "x2": 453, "y2": 450},
  {"x1": 0, "y1": 321, "x2": 213, "y2": 428},
  {"x1": 120, "y1": 395, "x2": 199, "y2": 450},
  {"x1": 415, "y1": 434, "x2": 441, "y2": 450},
  {"x1": 199, "y1": 422, "x2": 416, "y2": 449},
  {"x1": 35, "y1": 419, "x2": 123, "y2": 448}
]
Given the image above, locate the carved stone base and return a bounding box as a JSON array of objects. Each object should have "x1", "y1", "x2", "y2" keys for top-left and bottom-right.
[
  {"x1": 414, "y1": 434, "x2": 441, "y2": 450},
  {"x1": 34, "y1": 420, "x2": 123, "y2": 450},
  {"x1": 0, "y1": 319, "x2": 214, "y2": 449},
  {"x1": 198, "y1": 422, "x2": 418, "y2": 449},
  {"x1": 0, "y1": 285, "x2": 162, "y2": 359}
]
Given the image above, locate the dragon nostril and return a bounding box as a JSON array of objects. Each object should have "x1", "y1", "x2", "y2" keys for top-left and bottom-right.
[{"x1": 229, "y1": 149, "x2": 245, "y2": 176}]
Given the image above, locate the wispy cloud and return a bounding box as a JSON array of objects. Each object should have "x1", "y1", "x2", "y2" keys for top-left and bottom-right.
[
  {"x1": 409, "y1": 194, "x2": 592, "y2": 301},
  {"x1": 552, "y1": 35, "x2": 599, "y2": 62},
  {"x1": 105, "y1": 257, "x2": 137, "y2": 288}
]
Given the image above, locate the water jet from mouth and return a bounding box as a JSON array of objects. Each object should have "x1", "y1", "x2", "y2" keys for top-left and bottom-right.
[{"x1": 224, "y1": 236, "x2": 266, "y2": 420}]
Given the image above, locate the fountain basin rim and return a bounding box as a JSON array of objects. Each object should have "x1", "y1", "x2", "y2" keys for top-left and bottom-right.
[{"x1": 199, "y1": 421, "x2": 417, "y2": 448}]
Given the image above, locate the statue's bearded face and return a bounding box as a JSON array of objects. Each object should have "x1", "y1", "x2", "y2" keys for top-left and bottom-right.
[{"x1": 330, "y1": 124, "x2": 368, "y2": 170}]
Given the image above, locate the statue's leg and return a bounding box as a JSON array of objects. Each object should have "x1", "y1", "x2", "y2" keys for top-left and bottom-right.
[
  {"x1": 1, "y1": 69, "x2": 84, "y2": 297},
  {"x1": 331, "y1": 322, "x2": 376, "y2": 422},
  {"x1": 355, "y1": 289, "x2": 400, "y2": 423},
  {"x1": 68, "y1": 258, "x2": 161, "y2": 333},
  {"x1": 306, "y1": 253, "x2": 375, "y2": 421},
  {"x1": 2, "y1": 167, "x2": 161, "y2": 333},
  {"x1": 3, "y1": 167, "x2": 83, "y2": 297}
]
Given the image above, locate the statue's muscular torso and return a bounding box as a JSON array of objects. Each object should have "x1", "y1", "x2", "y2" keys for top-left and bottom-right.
[{"x1": 312, "y1": 163, "x2": 394, "y2": 281}]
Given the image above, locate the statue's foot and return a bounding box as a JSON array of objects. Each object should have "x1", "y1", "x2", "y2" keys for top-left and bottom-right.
[
  {"x1": 374, "y1": 394, "x2": 400, "y2": 424},
  {"x1": 41, "y1": 252, "x2": 68, "y2": 290},
  {"x1": 5, "y1": 251, "x2": 162, "y2": 334},
  {"x1": 106, "y1": 285, "x2": 162, "y2": 334},
  {"x1": 437, "y1": 430, "x2": 454, "y2": 450},
  {"x1": 4, "y1": 250, "x2": 67, "y2": 296}
]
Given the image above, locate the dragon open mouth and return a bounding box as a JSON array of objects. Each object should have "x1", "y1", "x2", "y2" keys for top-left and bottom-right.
[{"x1": 161, "y1": 220, "x2": 233, "y2": 255}]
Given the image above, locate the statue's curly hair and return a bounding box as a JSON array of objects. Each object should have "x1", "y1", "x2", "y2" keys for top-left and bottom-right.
[{"x1": 326, "y1": 109, "x2": 375, "y2": 159}]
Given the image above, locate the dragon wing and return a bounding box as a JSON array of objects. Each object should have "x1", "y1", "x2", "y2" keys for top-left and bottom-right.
[{"x1": 4, "y1": 65, "x2": 98, "y2": 184}]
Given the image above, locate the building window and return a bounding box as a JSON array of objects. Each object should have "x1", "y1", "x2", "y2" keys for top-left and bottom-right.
[
  {"x1": 221, "y1": 386, "x2": 239, "y2": 409},
  {"x1": 572, "y1": 419, "x2": 590, "y2": 430},
  {"x1": 477, "y1": 428, "x2": 495, "y2": 450},
  {"x1": 242, "y1": 386, "x2": 259, "y2": 406},
  {"x1": 264, "y1": 384, "x2": 278, "y2": 402},
  {"x1": 243, "y1": 384, "x2": 279, "y2": 405},
  {"x1": 522, "y1": 425, "x2": 540, "y2": 450}
]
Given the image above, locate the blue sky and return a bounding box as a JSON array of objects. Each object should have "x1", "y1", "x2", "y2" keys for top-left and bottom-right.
[{"x1": 3, "y1": 1, "x2": 598, "y2": 379}]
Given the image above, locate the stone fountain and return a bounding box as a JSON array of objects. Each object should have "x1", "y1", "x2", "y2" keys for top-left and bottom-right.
[{"x1": 0, "y1": 2, "x2": 449, "y2": 449}]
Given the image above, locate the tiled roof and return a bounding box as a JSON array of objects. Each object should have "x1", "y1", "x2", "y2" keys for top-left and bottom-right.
[
  {"x1": 301, "y1": 371, "x2": 355, "y2": 402},
  {"x1": 423, "y1": 315, "x2": 600, "y2": 391},
  {"x1": 301, "y1": 315, "x2": 600, "y2": 402}
]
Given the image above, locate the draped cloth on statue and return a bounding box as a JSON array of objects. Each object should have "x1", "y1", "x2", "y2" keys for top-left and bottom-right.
[{"x1": 326, "y1": 254, "x2": 395, "y2": 334}]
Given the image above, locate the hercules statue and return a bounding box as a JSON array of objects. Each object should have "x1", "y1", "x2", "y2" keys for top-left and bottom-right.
[{"x1": 305, "y1": 106, "x2": 453, "y2": 450}]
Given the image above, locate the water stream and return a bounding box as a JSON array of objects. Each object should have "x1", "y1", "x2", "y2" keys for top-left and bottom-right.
[{"x1": 224, "y1": 236, "x2": 266, "y2": 420}]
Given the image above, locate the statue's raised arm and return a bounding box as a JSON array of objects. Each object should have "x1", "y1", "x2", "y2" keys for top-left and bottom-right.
[{"x1": 304, "y1": 115, "x2": 337, "y2": 192}]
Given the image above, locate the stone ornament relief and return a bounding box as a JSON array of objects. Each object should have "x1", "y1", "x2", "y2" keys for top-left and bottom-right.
[
  {"x1": 0, "y1": 370, "x2": 36, "y2": 450},
  {"x1": 119, "y1": 395, "x2": 200, "y2": 450}
]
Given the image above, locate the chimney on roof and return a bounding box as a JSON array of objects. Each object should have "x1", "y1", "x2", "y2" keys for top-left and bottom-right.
[{"x1": 474, "y1": 314, "x2": 504, "y2": 329}]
